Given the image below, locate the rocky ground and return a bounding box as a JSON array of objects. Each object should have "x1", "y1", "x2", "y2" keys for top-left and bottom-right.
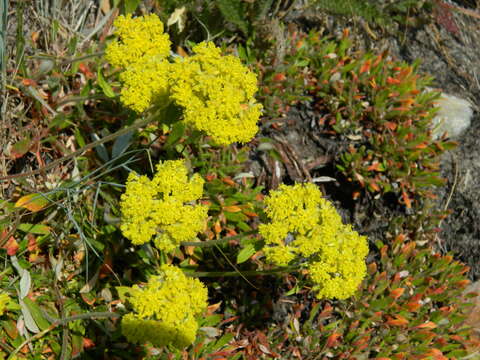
[{"x1": 251, "y1": 1, "x2": 480, "y2": 281}]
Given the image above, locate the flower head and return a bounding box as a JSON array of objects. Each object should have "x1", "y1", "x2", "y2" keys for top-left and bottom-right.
[
  {"x1": 169, "y1": 42, "x2": 262, "y2": 145},
  {"x1": 120, "y1": 160, "x2": 208, "y2": 252},
  {"x1": 105, "y1": 14, "x2": 171, "y2": 68},
  {"x1": 118, "y1": 58, "x2": 171, "y2": 113},
  {"x1": 259, "y1": 183, "x2": 368, "y2": 299},
  {"x1": 121, "y1": 264, "x2": 208, "y2": 349}
]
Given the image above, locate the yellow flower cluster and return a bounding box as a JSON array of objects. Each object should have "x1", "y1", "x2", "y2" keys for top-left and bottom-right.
[
  {"x1": 120, "y1": 160, "x2": 208, "y2": 253},
  {"x1": 169, "y1": 42, "x2": 263, "y2": 145},
  {"x1": 105, "y1": 14, "x2": 171, "y2": 68},
  {"x1": 105, "y1": 14, "x2": 262, "y2": 144},
  {"x1": 259, "y1": 183, "x2": 368, "y2": 300},
  {"x1": 105, "y1": 14, "x2": 172, "y2": 113},
  {"x1": 121, "y1": 264, "x2": 208, "y2": 349},
  {"x1": 118, "y1": 59, "x2": 170, "y2": 113}
]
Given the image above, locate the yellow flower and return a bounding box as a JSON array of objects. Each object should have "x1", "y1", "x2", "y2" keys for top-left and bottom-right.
[
  {"x1": 259, "y1": 183, "x2": 368, "y2": 299},
  {"x1": 169, "y1": 42, "x2": 262, "y2": 145},
  {"x1": 118, "y1": 58, "x2": 170, "y2": 113},
  {"x1": 121, "y1": 264, "x2": 208, "y2": 349},
  {"x1": 120, "y1": 160, "x2": 208, "y2": 252},
  {"x1": 308, "y1": 224, "x2": 368, "y2": 300},
  {"x1": 105, "y1": 14, "x2": 171, "y2": 68}
]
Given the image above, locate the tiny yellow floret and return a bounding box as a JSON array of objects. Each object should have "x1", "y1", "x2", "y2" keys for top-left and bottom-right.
[
  {"x1": 120, "y1": 160, "x2": 208, "y2": 253},
  {"x1": 105, "y1": 14, "x2": 171, "y2": 68},
  {"x1": 121, "y1": 264, "x2": 208, "y2": 349},
  {"x1": 169, "y1": 42, "x2": 262, "y2": 145},
  {"x1": 118, "y1": 58, "x2": 171, "y2": 113},
  {"x1": 259, "y1": 183, "x2": 368, "y2": 300}
]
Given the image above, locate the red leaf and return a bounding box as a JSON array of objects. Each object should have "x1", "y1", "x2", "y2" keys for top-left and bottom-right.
[
  {"x1": 79, "y1": 63, "x2": 94, "y2": 79},
  {"x1": 273, "y1": 73, "x2": 286, "y2": 82},
  {"x1": 27, "y1": 234, "x2": 38, "y2": 252},
  {"x1": 3, "y1": 237, "x2": 19, "y2": 256}
]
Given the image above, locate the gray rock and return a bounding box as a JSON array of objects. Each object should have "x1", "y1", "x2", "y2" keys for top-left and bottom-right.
[{"x1": 431, "y1": 93, "x2": 473, "y2": 140}]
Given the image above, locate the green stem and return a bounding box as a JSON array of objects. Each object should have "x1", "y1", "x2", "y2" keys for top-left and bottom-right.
[
  {"x1": 8, "y1": 312, "x2": 120, "y2": 359},
  {"x1": 180, "y1": 230, "x2": 257, "y2": 248},
  {"x1": 188, "y1": 266, "x2": 299, "y2": 278}
]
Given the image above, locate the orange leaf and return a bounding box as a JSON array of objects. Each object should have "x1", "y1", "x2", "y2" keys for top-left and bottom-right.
[
  {"x1": 222, "y1": 177, "x2": 235, "y2": 186},
  {"x1": 414, "y1": 142, "x2": 428, "y2": 149},
  {"x1": 78, "y1": 63, "x2": 94, "y2": 79},
  {"x1": 214, "y1": 221, "x2": 222, "y2": 234},
  {"x1": 415, "y1": 321, "x2": 437, "y2": 330},
  {"x1": 422, "y1": 348, "x2": 447, "y2": 360},
  {"x1": 27, "y1": 234, "x2": 38, "y2": 252},
  {"x1": 3, "y1": 237, "x2": 19, "y2": 256},
  {"x1": 367, "y1": 262, "x2": 377, "y2": 275},
  {"x1": 176, "y1": 46, "x2": 188, "y2": 57},
  {"x1": 401, "y1": 191, "x2": 412, "y2": 208},
  {"x1": 83, "y1": 338, "x2": 95, "y2": 349},
  {"x1": 400, "y1": 241, "x2": 415, "y2": 255},
  {"x1": 405, "y1": 301, "x2": 421, "y2": 312},
  {"x1": 386, "y1": 315, "x2": 409, "y2": 326},
  {"x1": 22, "y1": 78, "x2": 38, "y2": 87},
  {"x1": 456, "y1": 279, "x2": 471, "y2": 287},
  {"x1": 390, "y1": 288, "x2": 405, "y2": 299},
  {"x1": 359, "y1": 59, "x2": 371, "y2": 74},
  {"x1": 273, "y1": 73, "x2": 286, "y2": 82},
  {"x1": 15, "y1": 193, "x2": 49, "y2": 212},
  {"x1": 325, "y1": 333, "x2": 342, "y2": 348},
  {"x1": 223, "y1": 205, "x2": 242, "y2": 213},
  {"x1": 369, "y1": 181, "x2": 381, "y2": 192},
  {"x1": 384, "y1": 121, "x2": 397, "y2": 131},
  {"x1": 367, "y1": 162, "x2": 380, "y2": 171},
  {"x1": 387, "y1": 77, "x2": 401, "y2": 85}
]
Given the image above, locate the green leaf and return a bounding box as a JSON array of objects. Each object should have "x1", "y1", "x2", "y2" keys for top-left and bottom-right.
[
  {"x1": 111, "y1": 130, "x2": 133, "y2": 159},
  {"x1": 20, "y1": 298, "x2": 40, "y2": 333},
  {"x1": 216, "y1": 0, "x2": 248, "y2": 35},
  {"x1": 11, "y1": 138, "x2": 30, "y2": 159},
  {"x1": 17, "y1": 223, "x2": 51, "y2": 235},
  {"x1": 236, "y1": 243, "x2": 256, "y2": 264},
  {"x1": 123, "y1": 0, "x2": 141, "y2": 14},
  {"x1": 22, "y1": 297, "x2": 50, "y2": 331},
  {"x1": 165, "y1": 121, "x2": 185, "y2": 147},
  {"x1": 115, "y1": 286, "x2": 132, "y2": 302},
  {"x1": 97, "y1": 67, "x2": 115, "y2": 98}
]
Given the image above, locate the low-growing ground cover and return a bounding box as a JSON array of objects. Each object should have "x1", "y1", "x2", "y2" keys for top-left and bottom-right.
[{"x1": 0, "y1": 0, "x2": 479, "y2": 359}]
